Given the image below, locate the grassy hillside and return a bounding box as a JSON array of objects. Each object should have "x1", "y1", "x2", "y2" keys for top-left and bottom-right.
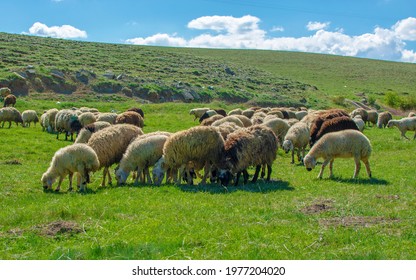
[{"x1": 1, "y1": 32, "x2": 416, "y2": 110}]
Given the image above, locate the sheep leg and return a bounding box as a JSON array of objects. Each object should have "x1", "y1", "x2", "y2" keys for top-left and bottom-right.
[
  {"x1": 266, "y1": 164, "x2": 272, "y2": 181},
  {"x1": 55, "y1": 176, "x2": 64, "y2": 192},
  {"x1": 145, "y1": 167, "x2": 152, "y2": 184},
  {"x1": 401, "y1": 130, "x2": 410, "y2": 140},
  {"x1": 363, "y1": 159, "x2": 372, "y2": 178},
  {"x1": 260, "y1": 164, "x2": 266, "y2": 178},
  {"x1": 413, "y1": 131, "x2": 416, "y2": 140},
  {"x1": 251, "y1": 165, "x2": 261, "y2": 183},
  {"x1": 318, "y1": 159, "x2": 330, "y2": 179},
  {"x1": 291, "y1": 149, "x2": 295, "y2": 164},
  {"x1": 134, "y1": 167, "x2": 143, "y2": 186},
  {"x1": 200, "y1": 162, "x2": 211, "y2": 185},
  {"x1": 101, "y1": 168, "x2": 108, "y2": 187},
  {"x1": 353, "y1": 157, "x2": 361, "y2": 179},
  {"x1": 243, "y1": 170, "x2": 249, "y2": 184},
  {"x1": 329, "y1": 159, "x2": 334, "y2": 178},
  {"x1": 234, "y1": 172, "x2": 241, "y2": 186}
]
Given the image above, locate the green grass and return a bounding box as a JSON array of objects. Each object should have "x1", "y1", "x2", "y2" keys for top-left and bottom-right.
[{"x1": 1, "y1": 102, "x2": 415, "y2": 260}]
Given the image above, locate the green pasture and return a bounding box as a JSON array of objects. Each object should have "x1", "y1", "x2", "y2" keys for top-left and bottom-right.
[{"x1": 0, "y1": 101, "x2": 415, "y2": 260}]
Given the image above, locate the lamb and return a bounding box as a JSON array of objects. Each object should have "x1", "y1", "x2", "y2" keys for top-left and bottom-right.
[
  {"x1": 152, "y1": 126, "x2": 225, "y2": 185},
  {"x1": 366, "y1": 110, "x2": 379, "y2": 126},
  {"x1": 74, "y1": 121, "x2": 112, "y2": 143},
  {"x1": 0, "y1": 107, "x2": 23, "y2": 128},
  {"x1": 87, "y1": 124, "x2": 143, "y2": 186},
  {"x1": 41, "y1": 143, "x2": 100, "y2": 192},
  {"x1": 310, "y1": 116, "x2": 359, "y2": 147},
  {"x1": 54, "y1": 109, "x2": 82, "y2": 141},
  {"x1": 189, "y1": 107, "x2": 210, "y2": 121},
  {"x1": 377, "y1": 111, "x2": 393, "y2": 128},
  {"x1": 0, "y1": 87, "x2": 11, "y2": 97},
  {"x1": 218, "y1": 125, "x2": 278, "y2": 186},
  {"x1": 115, "y1": 111, "x2": 144, "y2": 128},
  {"x1": 282, "y1": 121, "x2": 310, "y2": 164},
  {"x1": 22, "y1": 110, "x2": 39, "y2": 127},
  {"x1": 115, "y1": 134, "x2": 170, "y2": 185},
  {"x1": 3, "y1": 94, "x2": 16, "y2": 107},
  {"x1": 303, "y1": 129, "x2": 372, "y2": 179},
  {"x1": 387, "y1": 117, "x2": 416, "y2": 140}
]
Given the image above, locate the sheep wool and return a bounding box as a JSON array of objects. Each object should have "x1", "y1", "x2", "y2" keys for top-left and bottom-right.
[
  {"x1": 115, "y1": 111, "x2": 144, "y2": 128},
  {"x1": 74, "y1": 121, "x2": 112, "y2": 144},
  {"x1": 303, "y1": 129, "x2": 372, "y2": 179},
  {"x1": 41, "y1": 143, "x2": 100, "y2": 192},
  {"x1": 282, "y1": 121, "x2": 310, "y2": 164},
  {"x1": 387, "y1": 117, "x2": 416, "y2": 140},
  {"x1": 22, "y1": 110, "x2": 39, "y2": 127},
  {"x1": 0, "y1": 107, "x2": 23, "y2": 128},
  {"x1": 377, "y1": 111, "x2": 393, "y2": 128}
]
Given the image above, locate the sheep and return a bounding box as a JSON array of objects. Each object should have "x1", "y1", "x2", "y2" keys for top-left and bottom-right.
[
  {"x1": 242, "y1": 109, "x2": 255, "y2": 119},
  {"x1": 310, "y1": 116, "x2": 359, "y2": 147},
  {"x1": 377, "y1": 111, "x2": 393, "y2": 128},
  {"x1": 77, "y1": 112, "x2": 96, "y2": 127},
  {"x1": 198, "y1": 109, "x2": 218, "y2": 123},
  {"x1": 303, "y1": 130, "x2": 372, "y2": 179},
  {"x1": 251, "y1": 111, "x2": 267, "y2": 124},
  {"x1": 41, "y1": 143, "x2": 100, "y2": 192},
  {"x1": 282, "y1": 121, "x2": 310, "y2": 164},
  {"x1": 211, "y1": 115, "x2": 245, "y2": 128},
  {"x1": 308, "y1": 109, "x2": 351, "y2": 145},
  {"x1": 350, "y1": 108, "x2": 368, "y2": 123},
  {"x1": 261, "y1": 117, "x2": 290, "y2": 146},
  {"x1": 21, "y1": 110, "x2": 39, "y2": 127},
  {"x1": 233, "y1": 114, "x2": 252, "y2": 127},
  {"x1": 74, "y1": 121, "x2": 112, "y2": 144},
  {"x1": 115, "y1": 134, "x2": 170, "y2": 185},
  {"x1": 215, "y1": 121, "x2": 242, "y2": 140},
  {"x1": 41, "y1": 108, "x2": 58, "y2": 132},
  {"x1": 127, "y1": 107, "x2": 145, "y2": 118},
  {"x1": 218, "y1": 125, "x2": 278, "y2": 186},
  {"x1": 96, "y1": 112, "x2": 118, "y2": 124},
  {"x1": 214, "y1": 109, "x2": 227, "y2": 117},
  {"x1": 387, "y1": 117, "x2": 416, "y2": 140},
  {"x1": 295, "y1": 110, "x2": 308, "y2": 121},
  {"x1": 87, "y1": 124, "x2": 143, "y2": 186},
  {"x1": 200, "y1": 114, "x2": 224, "y2": 126},
  {"x1": 54, "y1": 109, "x2": 82, "y2": 141},
  {"x1": 115, "y1": 111, "x2": 144, "y2": 128},
  {"x1": 189, "y1": 107, "x2": 210, "y2": 121},
  {"x1": 3, "y1": 94, "x2": 16, "y2": 107},
  {"x1": 366, "y1": 110, "x2": 379, "y2": 126},
  {"x1": 152, "y1": 126, "x2": 225, "y2": 185},
  {"x1": 267, "y1": 109, "x2": 284, "y2": 119},
  {"x1": 353, "y1": 115, "x2": 365, "y2": 132},
  {"x1": 228, "y1": 108, "x2": 243, "y2": 115},
  {"x1": 0, "y1": 107, "x2": 23, "y2": 128},
  {"x1": 0, "y1": 87, "x2": 11, "y2": 97}
]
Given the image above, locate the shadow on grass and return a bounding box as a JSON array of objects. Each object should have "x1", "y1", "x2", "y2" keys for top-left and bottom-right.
[{"x1": 321, "y1": 176, "x2": 389, "y2": 185}]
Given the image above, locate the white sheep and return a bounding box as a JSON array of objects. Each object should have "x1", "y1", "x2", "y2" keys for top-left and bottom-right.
[
  {"x1": 228, "y1": 108, "x2": 243, "y2": 115},
  {"x1": 41, "y1": 108, "x2": 59, "y2": 132},
  {"x1": 303, "y1": 129, "x2": 372, "y2": 179},
  {"x1": 353, "y1": 115, "x2": 365, "y2": 132},
  {"x1": 376, "y1": 111, "x2": 393, "y2": 128},
  {"x1": 87, "y1": 124, "x2": 143, "y2": 186},
  {"x1": 387, "y1": 117, "x2": 416, "y2": 140},
  {"x1": 115, "y1": 134, "x2": 170, "y2": 185},
  {"x1": 74, "y1": 121, "x2": 112, "y2": 144},
  {"x1": 78, "y1": 112, "x2": 96, "y2": 127},
  {"x1": 211, "y1": 115, "x2": 245, "y2": 128},
  {"x1": 96, "y1": 112, "x2": 118, "y2": 124},
  {"x1": 41, "y1": 143, "x2": 100, "y2": 192},
  {"x1": 261, "y1": 117, "x2": 290, "y2": 146},
  {"x1": 22, "y1": 110, "x2": 39, "y2": 127},
  {"x1": 55, "y1": 109, "x2": 81, "y2": 141},
  {"x1": 0, "y1": 107, "x2": 23, "y2": 128},
  {"x1": 282, "y1": 121, "x2": 310, "y2": 164},
  {"x1": 189, "y1": 107, "x2": 210, "y2": 121}
]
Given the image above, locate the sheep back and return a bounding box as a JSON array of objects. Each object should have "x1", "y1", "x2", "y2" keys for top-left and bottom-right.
[{"x1": 115, "y1": 111, "x2": 144, "y2": 128}]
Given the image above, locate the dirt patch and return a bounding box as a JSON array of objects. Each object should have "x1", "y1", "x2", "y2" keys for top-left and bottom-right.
[
  {"x1": 301, "y1": 199, "x2": 334, "y2": 214},
  {"x1": 320, "y1": 216, "x2": 400, "y2": 228},
  {"x1": 36, "y1": 221, "x2": 83, "y2": 237}
]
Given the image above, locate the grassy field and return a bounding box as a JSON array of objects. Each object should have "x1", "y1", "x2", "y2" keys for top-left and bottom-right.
[{"x1": 1, "y1": 100, "x2": 415, "y2": 260}]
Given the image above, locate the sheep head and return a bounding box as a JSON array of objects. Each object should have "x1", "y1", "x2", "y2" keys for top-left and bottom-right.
[{"x1": 303, "y1": 155, "x2": 316, "y2": 171}]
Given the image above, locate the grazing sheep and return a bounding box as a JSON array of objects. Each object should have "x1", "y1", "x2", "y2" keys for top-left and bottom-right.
[
  {"x1": 87, "y1": 124, "x2": 143, "y2": 186},
  {"x1": 78, "y1": 112, "x2": 96, "y2": 127},
  {"x1": 96, "y1": 112, "x2": 118, "y2": 124},
  {"x1": 115, "y1": 134, "x2": 170, "y2": 185},
  {"x1": 41, "y1": 143, "x2": 100, "y2": 192},
  {"x1": 0, "y1": 87, "x2": 11, "y2": 97},
  {"x1": 189, "y1": 107, "x2": 210, "y2": 121},
  {"x1": 41, "y1": 108, "x2": 59, "y2": 132},
  {"x1": 211, "y1": 115, "x2": 244, "y2": 128},
  {"x1": 22, "y1": 110, "x2": 39, "y2": 127},
  {"x1": 233, "y1": 114, "x2": 252, "y2": 127},
  {"x1": 267, "y1": 109, "x2": 284, "y2": 119},
  {"x1": 3, "y1": 94, "x2": 16, "y2": 107},
  {"x1": 353, "y1": 115, "x2": 365, "y2": 132},
  {"x1": 303, "y1": 130, "x2": 372, "y2": 179},
  {"x1": 198, "y1": 109, "x2": 218, "y2": 123},
  {"x1": 387, "y1": 117, "x2": 416, "y2": 140},
  {"x1": 55, "y1": 109, "x2": 82, "y2": 141},
  {"x1": 261, "y1": 117, "x2": 290, "y2": 146},
  {"x1": 218, "y1": 125, "x2": 278, "y2": 186},
  {"x1": 228, "y1": 108, "x2": 243, "y2": 115},
  {"x1": 376, "y1": 111, "x2": 393, "y2": 128},
  {"x1": 310, "y1": 116, "x2": 359, "y2": 147},
  {"x1": 152, "y1": 126, "x2": 225, "y2": 185},
  {"x1": 115, "y1": 111, "x2": 144, "y2": 128},
  {"x1": 366, "y1": 110, "x2": 379, "y2": 126},
  {"x1": 200, "y1": 114, "x2": 224, "y2": 126},
  {"x1": 350, "y1": 108, "x2": 368, "y2": 123},
  {"x1": 282, "y1": 121, "x2": 310, "y2": 164},
  {"x1": 0, "y1": 107, "x2": 23, "y2": 128},
  {"x1": 127, "y1": 107, "x2": 145, "y2": 118},
  {"x1": 74, "y1": 121, "x2": 112, "y2": 144},
  {"x1": 215, "y1": 121, "x2": 242, "y2": 140},
  {"x1": 242, "y1": 109, "x2": 255, "y2": 119}
]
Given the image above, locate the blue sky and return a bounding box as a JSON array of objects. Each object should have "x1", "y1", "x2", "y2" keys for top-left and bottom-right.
[{"x1": 2, "y1": 0, "x2": 416, "y2": 62}]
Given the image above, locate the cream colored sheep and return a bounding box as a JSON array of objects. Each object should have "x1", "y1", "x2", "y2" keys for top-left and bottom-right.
[
  {"x1": 78, "y1": 112, "x2": 96, "y2": 127},
  {"x1": 115, "y1": 134, "x2": 169, "y2": 185},
  {"x1": 74, "y1": 121, "x2": 112, "y2": 143},
  {"x1": 387, "y1": 117, "x2": 416, "y2": 140},
  {"x1": 54, "y1": 109, "x2": 81, "y2": 141},
  {"x1": 211, "y1": 115, "x2": 244, "y2": 128},
  {"x1": 22, "y1": 110, "x2": 39, "y2": 127},
  {"x1": 87, "y1": 124, "x2": 143, "y2": 186},
  {"x1": 96, "y1": 112, "x2": 118, "y2": 124},
  {"x1": 295, "y1": 111, "x2": 308, "y2": 121},
  {"x1": 353, "y1": 115, "x2": 365, "y2": 132},
  {"x1": 42, "y1": 108, "x2": 59, "y2": 132},
  {"x1": 282, "y1": 121, "x2": 310, "y2": 164},
  {"x1": 41, "y1": 143, "x2": 100, "y2": 192},
  {"x1": 366, "y1": 110, "x2": 378, "y2": 126},
  {"x1": 376, "y1": 111, "x2": 393, "y2": 128},
  {"x1": 303, "y1": 130, "x2": 372, "y2": 179},
  {"x1": 0, "y1": 107, "x2": 23, "y2": 128},
  {"x1": 261, "y1": 117, "x2": 290, "y2": 146},
  {"x1": 189, "y1": 107, "x2": 210, "y2": 121},
  {"x1": 228, "y1": 108, "x2": 243, "y2": 115}
]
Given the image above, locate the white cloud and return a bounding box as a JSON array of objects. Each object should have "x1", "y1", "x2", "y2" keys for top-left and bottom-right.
[
  {"x1": 28, "y1": 22, "x2": 87, "y2": 39},
  {"x1": 271, "y1": 26, "x2": 284, "y2": 32},
  {"x1": 125, "y1": 15, "x2": 416, "y2": 63},
  {"x1": 307, "y1": 21, "x2": 330, "y2": 31}
]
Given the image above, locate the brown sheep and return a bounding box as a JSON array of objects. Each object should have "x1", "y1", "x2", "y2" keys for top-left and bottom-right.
[
  {"x1": 309, "y1": 109, "x2": 350, "y2": 146},
  {"x1": 115, "y1": 111, "x2": 144, "y2": 128},
  {"x1": 3, "y1": 94, "x2": 16, "y2": 107},
  {"x1": 127, "y1": 107, "x2": 144, "y2": 118},
  {"x1": 311, "y1": 116, "x2": 359, "y2": 147}
]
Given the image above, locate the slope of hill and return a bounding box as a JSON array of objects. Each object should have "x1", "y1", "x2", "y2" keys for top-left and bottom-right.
[{"x1": 1, "y1": 32, "x2": 415, "y2": 109}]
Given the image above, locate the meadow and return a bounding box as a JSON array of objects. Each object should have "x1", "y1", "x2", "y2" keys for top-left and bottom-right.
[{"x1": 0, "y1": 98, "x2": 415, "y2": 260}]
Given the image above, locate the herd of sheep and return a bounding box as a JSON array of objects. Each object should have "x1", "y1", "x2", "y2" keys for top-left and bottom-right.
[{"x1": 1, "y1": 86, "x2": 416, "y2": 192}]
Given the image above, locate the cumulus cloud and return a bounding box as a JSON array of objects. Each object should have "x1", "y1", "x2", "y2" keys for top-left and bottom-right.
[
  {"x1": 306, "y1": 21, "x2": 330, "y2": 31},
  {"x1": 27, "y1": 22, "x2": 87, "y2": 39},
  {"x1": 125, "y1": 15, "x2": 416, "y2": 63}
]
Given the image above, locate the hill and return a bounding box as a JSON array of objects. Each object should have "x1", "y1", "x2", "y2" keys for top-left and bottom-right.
[{"x1": 1, "y1": 32, "x2": 416, "y2": 109}]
